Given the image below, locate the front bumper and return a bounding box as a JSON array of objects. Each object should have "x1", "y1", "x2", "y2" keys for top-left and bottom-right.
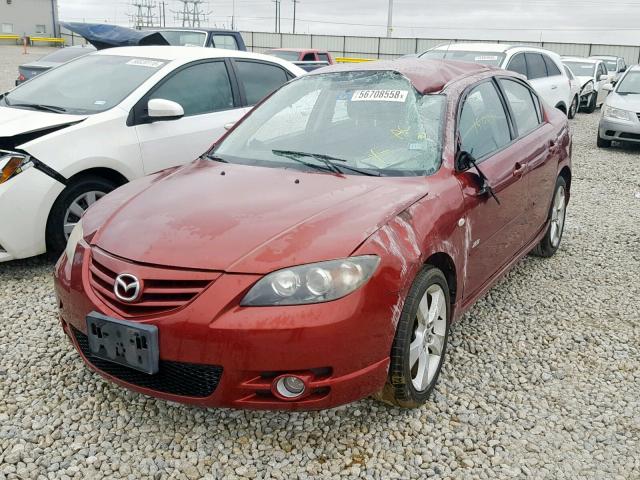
[
  {"x1": 0, "y1": 166, "x2": 64, "y2": 262},
  {"x1": 54, "y1": 244, "x2": 399, "y2": 410},
  {"x1": 599, "y1": 116, "x2": 640, "y2": 143}
]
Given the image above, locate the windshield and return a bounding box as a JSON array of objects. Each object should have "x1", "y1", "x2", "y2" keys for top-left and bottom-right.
[
  {"x1": 4, "y1": 54, "x2": 167, "y2": 115},
  {"x1": 616, "y1": 72, "x2": 640, "y2": 94},
  {"x1": 215, "y1": 71, "x2": 446, "y2": 177},
  {"x1": 420, "y1": 49, "x2": 505, "y2": 67},
  {"x1": 159, "y1": 30, "x2": 206, "y2": 47},
  {"x1": 267, "y1": 50, "x2": 301, "y2": 61},
  {"x1": 564, "y1": 61, "x2": 595, "y2": 77}
]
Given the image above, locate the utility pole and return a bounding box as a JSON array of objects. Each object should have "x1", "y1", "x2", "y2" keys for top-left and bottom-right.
[
  {"x1": 231, "y1": 0, "x2": 236, "y2": 29},
  {"x1": 292, "y1": 0, "x2": 299, "y2": 34},
  {"x1": 386, "y1": 0, "x2": 393, "y2": 37},
  {"x1": 273, "y1": 0, "x2": 281, "y2": 33}
]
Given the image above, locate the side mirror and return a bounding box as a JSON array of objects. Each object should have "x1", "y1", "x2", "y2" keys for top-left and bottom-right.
[
  {"x1": 456, "y1": 150, "x2": 473, "y2": 171},
  {"x1": 147, "y1": 98, "x2": 184, "y2": 121},
  {"x1": 602, "y1": 83, "x2": 614, "y2": 92},
  {"x1": 599, "y1": 74, "x2": 609, "y2": 82},
  {"x1": 620, "y1": 66, "x2": 627, "y2": 72}
]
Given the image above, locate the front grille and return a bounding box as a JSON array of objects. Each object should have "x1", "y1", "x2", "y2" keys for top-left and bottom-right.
[
  {"x1": 88, "y1": 248, "x2": 218, "y2": 318},
  {"x1": 619, "y1": 132, "x2": 640, "y2": 140},
  {"x1": 72, "y1": 326, "x2": 223, "y2": 398}
]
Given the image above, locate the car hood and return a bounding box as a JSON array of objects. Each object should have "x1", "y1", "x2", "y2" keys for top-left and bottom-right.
[
  {"x1": 91, "y1": 159, "x2": 430, "y2": 273},
  {"x1": 0, "y1": 106, "x2": 87, "y2": 140},
  {"x1": 605, "y1": 92, "x2": 640, "y2": 111}
]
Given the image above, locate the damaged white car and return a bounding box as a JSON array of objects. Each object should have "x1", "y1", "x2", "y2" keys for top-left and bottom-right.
[{"x1": 0, "y1": 46, "x2": 303, "y2": 262}]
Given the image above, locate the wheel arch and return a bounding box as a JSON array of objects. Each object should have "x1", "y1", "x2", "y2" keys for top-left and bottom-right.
[
  {"x1": 555, "y1": 102, "x2": 567, "y2": 114},
  {"x1": 424, "y1": 252, "x2": 457, "y2": 306},
  {"x1": 65, "y1": 167, "x2": 129, "y2": 187},
  {"x1": 559, "y1": 165, "x2": 572, "y2": 200}
]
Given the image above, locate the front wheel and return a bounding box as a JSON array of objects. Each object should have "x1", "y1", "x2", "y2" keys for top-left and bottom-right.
[
  {"x1": 46, "y1": 176, "x2": 117, "y2": 258},
  {"x1": 531, "y1": 176, "x2": 567, "y2": 258},
  {"x1": 597, "y1": 132, "x2": 612, "y2": 148},
  {"x1": 375, "y1": 265, "x2": 450, "y2": 408},
  {"x1": 584, "y1": 92, "x2": 597, "y2": 114},
  {"x1": 568, "y1": 95, "x2": 578, "y2": 119}
]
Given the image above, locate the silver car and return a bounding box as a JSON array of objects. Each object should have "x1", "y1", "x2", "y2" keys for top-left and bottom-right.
[{"x1": 598, "y1": 65, "x2": 640, "y2": 148}]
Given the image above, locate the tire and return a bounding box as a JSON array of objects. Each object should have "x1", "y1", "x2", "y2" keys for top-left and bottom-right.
[
  {"x1": 597, "y1": 132, "x2": 612, "y2": 148},
  {"x1": 46, "y1": 175, "x2": 117, "y2": 258},
  {"x1": 375, "y1": 265, "x2": 451, "y2": 408},
  {"x1": 568, "y1": 95, "x2": 578, "y2": 119},
  {"x1": 584, "y1": 92, "x2": 597, "y2": 113},
  {"x1": 531, "y1": 176, "x2": 567, "y2": 258}
]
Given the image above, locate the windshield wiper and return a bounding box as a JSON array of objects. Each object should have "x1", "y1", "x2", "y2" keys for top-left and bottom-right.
[
  {"x1": 272, "y1": 150, "x2": 381, "y2": 177},
  {"x1": 5, "y1": 99, "x2": 67, "y2": 113},
  {"x1": 206, "y1": 153, "x2": 229, "y2": 163}
]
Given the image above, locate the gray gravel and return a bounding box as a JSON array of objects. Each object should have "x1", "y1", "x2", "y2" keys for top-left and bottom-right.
[
  {"x1": 1, "y1": 44, "x2": 640, "y2": 478},
  {"x1": 0, "y1": 46, "x2": 57, "y2": 93}
]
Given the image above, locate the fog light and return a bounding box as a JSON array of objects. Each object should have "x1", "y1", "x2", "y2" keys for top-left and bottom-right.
[{"x1": 275, "y1": 375, "x2": 306, "y2": 399}]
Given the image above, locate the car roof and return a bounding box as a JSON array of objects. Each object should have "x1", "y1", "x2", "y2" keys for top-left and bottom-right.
[
  {"x1": 269, "y1": 48, "x2": 316, "y2": 52},
  {"x1": 563, "y1": 56, "x2": 600, "y2": 64},
  {"x1": 94, "y1": 45, "x2": 304, "y2": 72},
  {"x1": 308, "y1": 58, "x2": 497, "y2": 94},
  {"x1": 152, "y1": 27, "x2": 240, "y2": 34},
  {"x1": 590, "y1": 55, "x2": 619, "y2": 59},
  {"x1": 430, "y1": 42, "x2": 562, "y2": 58}
]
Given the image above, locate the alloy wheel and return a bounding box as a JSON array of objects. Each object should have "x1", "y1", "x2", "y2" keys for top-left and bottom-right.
[
  {"x1": 550, "y1": 185, "x2": 566, "y2": 248},
  {"x1": 409, "y1": 284, "x2": 447, "y2": 391},
  {"x1": 63, "y1": 191, "x2": 106, "y2": 239}
]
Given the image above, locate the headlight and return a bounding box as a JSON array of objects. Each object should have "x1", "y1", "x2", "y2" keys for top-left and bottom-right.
[
  {"x1": 64, "y1": 221, "x2": 84, "y2": 261},
  {"x1": 581, "y1": 82, "x2": 594, "y2": 95},
  {"x1": 0, "y1": 151, "x2": 32, "y2": 185},
  {"x1": 241, "y1": 255, "x2": 380, "y2": 306},
  {"x1": 603, "y1": 105, "x2": 634, "y2": 122}
]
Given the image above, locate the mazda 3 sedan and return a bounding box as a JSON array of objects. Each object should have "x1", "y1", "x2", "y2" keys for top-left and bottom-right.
[{"x1": 54, "y1": 59, "x2": 572, "y2": 410}]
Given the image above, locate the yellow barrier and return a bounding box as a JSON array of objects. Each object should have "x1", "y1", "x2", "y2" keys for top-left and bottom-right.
[
  {"x1": 336, "y1": 57, "x2": 375, "y2": 63},
  {"x1": 30, "y1": 37, "x2": 65, "y2": 45},
  {"x1": 0, "y1": 34, "x2": 20, "y2": 42}
]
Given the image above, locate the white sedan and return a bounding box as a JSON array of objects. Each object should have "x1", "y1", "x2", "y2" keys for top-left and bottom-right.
[{"x1": 0, "y1": 46, "x2": 305, "y2": 262}]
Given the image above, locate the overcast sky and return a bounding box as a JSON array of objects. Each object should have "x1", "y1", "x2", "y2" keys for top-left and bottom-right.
[{"x1": 58, "y1": 0, "x2": 640, "y2": 45}]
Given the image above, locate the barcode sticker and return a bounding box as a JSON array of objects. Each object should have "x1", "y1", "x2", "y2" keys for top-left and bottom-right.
[
  {"x1": 351, "y1": 90, "x2": 408, "y2": 102},
  {"x1": 475, "y1": 55, "x2": 498, "y2": 61},
  {"x1": 126, "y1": 59, "x2": 165, "y2": 68}
]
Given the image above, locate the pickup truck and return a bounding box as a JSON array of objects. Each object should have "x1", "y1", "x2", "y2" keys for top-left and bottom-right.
[{"x1": 266, "y1": 48, "x2": 335, "y2": 72}]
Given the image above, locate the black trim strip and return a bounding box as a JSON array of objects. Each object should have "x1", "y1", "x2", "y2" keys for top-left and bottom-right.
[{"x1": 32, "y1": 158, "x2": 67, "y2": 186}]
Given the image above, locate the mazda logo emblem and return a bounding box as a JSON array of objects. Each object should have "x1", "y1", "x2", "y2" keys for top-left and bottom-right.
[{"x1": 114, "y1": 273, "x2": 142, "y2": 303}]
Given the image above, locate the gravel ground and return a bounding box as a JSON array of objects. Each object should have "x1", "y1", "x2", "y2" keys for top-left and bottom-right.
[
  {"x1": 0, "y1": 46, "x2": 57, "y2": 93},
  {"x1": 1, "y1": 47, "x2": 640, "y2": 478}
]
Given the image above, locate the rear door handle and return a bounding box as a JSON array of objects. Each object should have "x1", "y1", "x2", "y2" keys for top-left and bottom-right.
[
  {"x1": 551, "y1": 85, "x2": 558, "y2": 90},
  {"x1": 513, "y1": 162, "x2": 525, "y2": 177}
]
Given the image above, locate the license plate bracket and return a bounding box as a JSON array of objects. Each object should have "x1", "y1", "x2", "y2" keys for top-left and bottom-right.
[{"x1": 86, "y1": 311, "x2": 159, "y2": 374}]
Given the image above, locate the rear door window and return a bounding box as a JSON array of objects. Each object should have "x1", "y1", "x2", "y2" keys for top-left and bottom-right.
[
  {"x1": 459, "y1": 81, "x2": 512, "y2": 160},
  {"x1": 525, "y1": 53, "x2": 548, "y2": 80},
  {"x1": 234, "y1": 60, "x2": 290, "y2": 105},
  {"x1": 302, "y1": 53, "x2": 316, "y2": 61},
  {"x1": 318, "y1": 53, "x2": 330, "y2": 63},
  {"x1": 499, "y1": 79, "x2": 541, "y2": 136}
]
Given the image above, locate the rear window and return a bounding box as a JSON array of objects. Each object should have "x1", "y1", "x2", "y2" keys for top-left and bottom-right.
[
  {"x1": 420, "y1": 49, "x2": 506, "y2": 67},
  {"x1": 564, "y1": 61, "x2": 595, "y2": 77},
  {"x1": 40, "y1": 46, "x2": 94, "y2": 63},
  {"x1": 159, "y1": 30, "x2": 206, "y2": 47},
  {"x1": 212, "y1": 34, "x2": 239, "y2": 50}
]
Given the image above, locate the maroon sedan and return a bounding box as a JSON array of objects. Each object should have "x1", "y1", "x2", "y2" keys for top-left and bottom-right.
[{"x1": 54, "y1": 59, "x2": 571, "y2": 410}]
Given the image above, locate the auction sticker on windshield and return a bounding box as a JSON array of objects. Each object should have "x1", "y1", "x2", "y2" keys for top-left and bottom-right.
[
  {"x1": 352, "y1": 90, "x2": 408, "y2": 102},
  {"x1": 126, "y1": 59, "x2": 165, "y2": 68},
  {"x1": 475, "y1": 56, "x2": 498, "y2": 62}
]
